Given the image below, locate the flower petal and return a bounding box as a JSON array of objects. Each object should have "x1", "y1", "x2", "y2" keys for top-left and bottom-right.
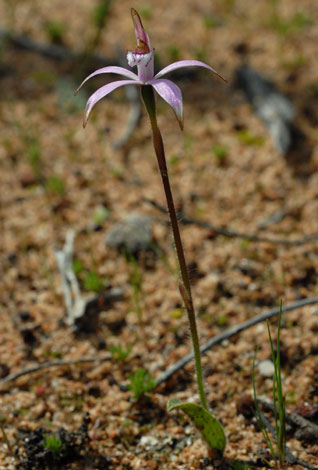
[
  {"x1": 154, "y1": 60, "x2": 226, "y2": 82},
  {"x1": 75, "y1": 66, "x2": 139, "y2": 95},
  {"x1": 83, "y1": 79, "x2": 141, "y2": 127},
  {"x1": 149, "y1": 79, "x2": 184, "y2": 130}
]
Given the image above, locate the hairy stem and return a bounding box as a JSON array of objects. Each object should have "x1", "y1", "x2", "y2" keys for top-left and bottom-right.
[{"x1": 141, "y1": 85, "x2": 207, "y2": 410}]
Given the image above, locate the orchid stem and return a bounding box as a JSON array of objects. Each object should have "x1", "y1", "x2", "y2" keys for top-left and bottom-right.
[{"x1": 141, "y1": 85, "x2": 208, "y2": 410}]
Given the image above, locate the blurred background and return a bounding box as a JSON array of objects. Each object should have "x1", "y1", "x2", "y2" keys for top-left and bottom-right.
[{"x1": 0, "y1": 0, "x2": 317, "y2": 302}]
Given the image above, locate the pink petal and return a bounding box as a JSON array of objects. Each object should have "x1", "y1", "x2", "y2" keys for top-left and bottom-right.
[
  {"x1": 154, "y1": 60, "x2": 226, "y2": 82},
  {"x1": 83, "y1": 79, "x2": 141, "y2": 127},
  {"x1": 75, "y1": 66, "x2": 139, "y2": 95},
  {"x1": 149, "y1": 79, "x2": 184, "y2": 130}
]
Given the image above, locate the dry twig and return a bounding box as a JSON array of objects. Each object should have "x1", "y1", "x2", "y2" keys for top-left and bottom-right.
[
  {"x1": 258, "y1": 410, "x2": 318, "y2": 470},
  {"x1": 54, "y1": 230, "x2": 86, "y2": 327},
  {"x1": 2, "y1": 298, "x2": 316, "y2": 389},
  {"x1": 0, "y1": 356, "x2": 111, "y2": 387},
  {"x1": 155, "y1": 297, "x2": 318, "y2": 386},
  {"x1": 145, "y1": 198, "x2": 318, "y2": 246},
  {"x1": 0, "y1": 27, "x2": 111, "y2": 66},
  {"x1": 257, "y1": 396, "x2": 318, "y2": 444},
  {"x1": 54, "y1": 230, "x2": 124, "y2": 332}
]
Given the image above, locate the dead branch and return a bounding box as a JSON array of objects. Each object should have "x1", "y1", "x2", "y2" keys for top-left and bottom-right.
[
  {"x1": 155, "y1": 297, "x2": 318, "y2": 387},
  {"x1": 145, "y1": 198, "x2": 318, "y2": 246},
  {"x1": 257, "y1": 396, "x2": 318, "y2": 444},
  {"x1": 0, "y1": 356, "x2": 111, "y2": 388},
  {"x1": 258, "y1": 411, "x2": 318, "y2": 470},
  {"x1": 0, "y1": 27, "x2": 200, "y2": 79},
  {"x1": 54, "y1": 230, "x2": 86, "y2": 326},
  {"x1": 54, "y1": 230, "x2": 124, "y2": 332},
  {"x1": 0, "y1": 27, "x2": 112, "y2": 66}
]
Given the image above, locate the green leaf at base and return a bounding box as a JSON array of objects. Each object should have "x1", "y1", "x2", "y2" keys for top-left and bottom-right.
[{"x1": 167, "y1": 398, "x2": 226, "y2": 453}]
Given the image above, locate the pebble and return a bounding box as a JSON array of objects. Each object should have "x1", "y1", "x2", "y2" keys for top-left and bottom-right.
[
  {"x1": 106, "y1": 213, "x2": 155, "y2": 256},
  {"x1": 258, "y1": 359, "x2": 275, "y2": 377},
  {"x1": 139, "y1": 435, "x2": 160, "y2": 449}
]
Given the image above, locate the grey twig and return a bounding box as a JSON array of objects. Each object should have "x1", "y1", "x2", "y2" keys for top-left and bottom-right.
[
  {"x1": 54, "y1": 230, "x2": 124, "y2": 332},
  {"x1": 145, "y1": 198, "x2": 318, "y2": 246},
  {"x1": 257, "y1": 396, "x2": 318, "y2": 443},
  {"x1": 54, "y1": 230, "x2": 87, "y2": 328},
  {"x1": 258, "y1": 410, "x2": 318, "y2": 470},
  {"x1": 155, "y1": 297, "x2": 318, "y2": 387},
  {"x1": 0, "y1": 356, "x2": 111, "y2": 387},
  {"x1": 0, "y1": 27, "x2": 112, "y2": 66}
]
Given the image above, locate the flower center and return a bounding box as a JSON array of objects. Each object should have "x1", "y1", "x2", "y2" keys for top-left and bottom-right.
[{"x1": 126, "y1": 49, "x2": 155, "y2": 83}]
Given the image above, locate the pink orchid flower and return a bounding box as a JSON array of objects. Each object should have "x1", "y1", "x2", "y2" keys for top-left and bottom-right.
[{"x1": 76, "y1": 8, "x2": 225, "y2": 129}]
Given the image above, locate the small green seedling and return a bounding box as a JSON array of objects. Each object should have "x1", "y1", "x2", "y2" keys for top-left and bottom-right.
[
  {"x1": 43, "y1": 433, "x2": 62, "y2": 453},
  {"x1": 252, "y1": 301, "x2": 286, "y2": 467},
  {"x1": 27, "y1": 137, "x2": 42, "y2": 181},
  {"x1": 92, "y1": 205, "x2": 110, "y2": 225},
  {"x1": 212, "y1": 144, "x2": 228, "y2": 166},
  {"x1": 92, "y1": 0, "x2": 112, "y2": 30},
  {"x1": 60, "y1": 394, "x2": 83, "y2": 412},
  {"x1": 82, "y1": 270, "x2": 106, "y2": 292},
  {"x1": 45, "y1": 21, "x2": 65, "y2": 44},
  {"x1": 110, "y1": 343, "x2": 131, "y2": 362},
  {"x1": 230, "y1": 460, "x2": 249, "y2": 470},
  {"x1": 44, "y1": 348, "x2": 62, "y2": 360},
  {"x1": 73, "y1": 258, "x2": 84, "y2": 276},
  {"x1": 237, "y1": 129, "x2": 265, "y2": 146},
  {"x1": 203, "y1": 15, "x2": 219, "y2": 29},
  {"x1": 45, "y1": 175, "x2": 66, "y2": 196},
  {"x1": 128, "y1": 368, "x2": 156, "y2": 400},
  {"x1": 268, "y1": 1, "x2": 312, "y2": 37},
  {"x1": 167, "y1": 44, "x2": 180, "y2": 62},
  {"x1": 88, "y1": 0, "x2": 113, "y2": 54}
]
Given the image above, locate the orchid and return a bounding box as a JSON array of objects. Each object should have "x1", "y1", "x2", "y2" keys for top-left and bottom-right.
[
  {"x1": 76, "y1": 8, "x2": 224, "y2": 129},
  {"x1": 77, "y1": 8, "x2": 226, "y2": 456}
]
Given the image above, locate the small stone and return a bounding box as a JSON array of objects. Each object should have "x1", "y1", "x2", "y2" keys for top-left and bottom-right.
[
  {"x1": 258, "y1": 359, "x2": 275, "y2": 377},
  {"x1": 139, "y1": 435, "x2": 159, "y2": 449},
  {"x1": 106, "y1": 213, "x2": 155, "y2": 257}
]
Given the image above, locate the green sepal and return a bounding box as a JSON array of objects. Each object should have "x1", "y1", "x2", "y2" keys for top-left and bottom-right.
[{"x1": 167, "y1": 398, "x2": 226, "y2": 453}]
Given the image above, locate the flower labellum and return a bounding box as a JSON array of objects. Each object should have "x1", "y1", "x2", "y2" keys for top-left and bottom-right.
[{"x1": 76, "y1": 8, "x2": 225, "y2": 129}]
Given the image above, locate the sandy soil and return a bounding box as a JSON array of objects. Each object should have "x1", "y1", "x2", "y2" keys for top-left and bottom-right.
[{"x1": 0, "y1": 1, "x2": 317, "y2": 469}]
